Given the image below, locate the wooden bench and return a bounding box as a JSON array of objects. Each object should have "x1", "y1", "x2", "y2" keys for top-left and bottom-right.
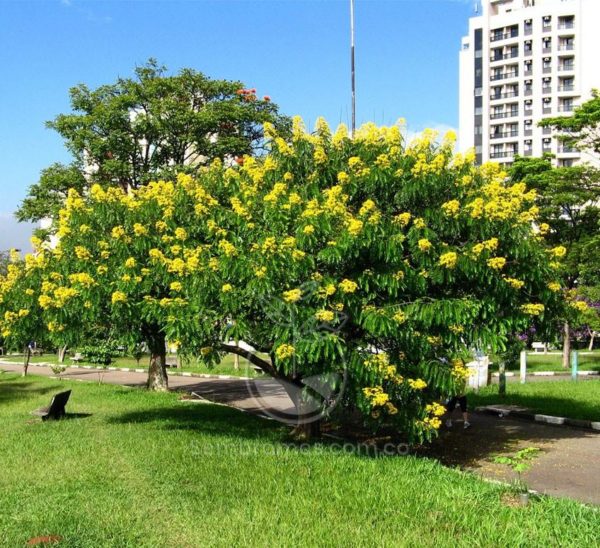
[
  {"x1": 31, "y1": 390, "x2": 72, "y2": 421},
  {"x1": 71, "y1": 353, "x2": 84, "y2": 364},
  {"x1": 31, "y1": 348, "x2": 45, "y2": 356}
]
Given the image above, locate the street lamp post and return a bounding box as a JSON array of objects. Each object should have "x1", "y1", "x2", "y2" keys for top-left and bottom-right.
[{"x1": 350, "y1": 0, "x2": 356, "y2": 138}]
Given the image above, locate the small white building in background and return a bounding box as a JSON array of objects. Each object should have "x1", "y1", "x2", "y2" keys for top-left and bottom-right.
[{"x1": 459, "y1": 0, "x2": 600, "y2": 168}]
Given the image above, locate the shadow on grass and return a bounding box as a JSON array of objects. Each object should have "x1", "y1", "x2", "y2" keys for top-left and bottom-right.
[
  {"x1": 0, "y1": 374, "x2": 58, "y2": 405},
  {"x1": 107, "y1": 402, "x2": 287, "y2": 442}
]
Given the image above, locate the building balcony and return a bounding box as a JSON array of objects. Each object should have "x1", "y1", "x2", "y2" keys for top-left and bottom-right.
[
  {"x1": 543, "y1": 46, "x2": 552, "y2": 54},
  {"x1": 524, "y1": 129, "x2": 533, "y2": 137},
  {"x1": 490, "y1": 111, "x2": 519, "y2": 120},
  {"x1": 490, "y1": 71, "x2": 518, "y2": 82},
  {"x1": 490, "y1": 31, "x2": 519, "y2": 43},
  {"x1": 524, "y1": 109, "x2": 533, "y2": 116},
  {"x1": 490, "y1": 150, "x2": 516, "y2": 159},
  {"x1": 490, "y1": 131, "x2": 519, "y2": 139},
  {"x1": 524, "y1": 69, "x2": 533, "y2": 76},
  {"x1": 559, "y1": 65, "x2": 575, "y2": 72},
  {"x1": 542, "y1": 127, "x2": 552, "y2": 135},
  {"x1": 558, "y1": 22, "x2": 575, "y2": 30},
  {"x1": 543, "y1": 106, "x2": 552, "y2": 114},
  {"x1": 490, "y1": 52, "x2": 519, "y2": 63},
  {"x1": 558, "y1": 105, "x2": 574, "y2": 112},
  {"x1": 543, "y1": 66, "x2": 552, "y2": 74},
  {"x1": 524, "y1": 150, "x2": 533, "y2": 156},
  {"x1": 490, "y1": 91, "x2": 518, "y2": 100},
  {"x1": 558, "y1": 84, "x2": 574, "y2": 92},
  {"x1": 542, "y1": 86, "x2": 552, "y2": 94},
  {"x1": 558, "y1": 44, "x2": 574, "y2": 52}
]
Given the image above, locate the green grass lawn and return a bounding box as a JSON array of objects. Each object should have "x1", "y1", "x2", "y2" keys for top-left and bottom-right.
[
  {"x1": 470, "y1": 379, "x2": 600, "y2": 422},
  {"x1": 491, "y1": 350, "x2": 600, "y2": 373},
  {"x1": 1, "y1": 372, "x2": 599, "y2": 547},
  {"x1": 0, "y1": 353, "x2": 262, "y2": 378}
]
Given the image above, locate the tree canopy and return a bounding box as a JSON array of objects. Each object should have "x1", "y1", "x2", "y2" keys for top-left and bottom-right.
[
  {"x1": 17, "y1": 59, "x2": 290, "y2": 223},
  {"x1": 1, "y1": 119, "x2": 567, "y2": 440},
  {"x1": 539, "y1": 89, "x2": 600, "y2": 154}
]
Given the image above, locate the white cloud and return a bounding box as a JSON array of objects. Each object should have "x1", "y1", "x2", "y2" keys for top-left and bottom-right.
[{"x1": 0, "y1": 213, "x2": 36, "y2": 253}]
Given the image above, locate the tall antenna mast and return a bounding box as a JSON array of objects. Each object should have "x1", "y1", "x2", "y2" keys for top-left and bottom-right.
[{"x1": 350, "y1": 0, "x2": 356, "y2": 137}]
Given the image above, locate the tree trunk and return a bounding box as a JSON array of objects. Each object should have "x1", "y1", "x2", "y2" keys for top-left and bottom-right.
[
  {"x1": 562, "y1": 322, "x2": 571, "y2": 369},
  {"x1": 58, "y1": 345, "x2": 68, "y2": 363},
  {"x1": 288, "y1": 386, "x2": 322, "y2": 441},
  {"x1": 146, "y1": 333, "x2": 168, "y2": 391},
  {"x1": 589, "y1": 332, "x2": 596, "y2": 352},
  {"x1": 22, "y1": 345, "x2": 31, "y2": 377}
]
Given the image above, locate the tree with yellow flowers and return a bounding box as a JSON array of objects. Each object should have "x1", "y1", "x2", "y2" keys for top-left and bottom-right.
[{"x1": 0, "y1": 118, "x2": 566, "y2": 440}]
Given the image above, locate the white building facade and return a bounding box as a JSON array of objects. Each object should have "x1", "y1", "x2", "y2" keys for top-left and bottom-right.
[{"x1": 459, "y1": 0, "x2": 600, "y2": 167}]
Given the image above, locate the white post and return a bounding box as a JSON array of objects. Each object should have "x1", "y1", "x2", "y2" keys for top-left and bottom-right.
[{"x1": 520, "y1": 350, "x2": 527, "y2": 384}]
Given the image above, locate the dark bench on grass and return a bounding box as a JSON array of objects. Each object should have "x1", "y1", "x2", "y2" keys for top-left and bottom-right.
[{"x1": 31, "y1": 390, "x2": 72, "y2": 421}]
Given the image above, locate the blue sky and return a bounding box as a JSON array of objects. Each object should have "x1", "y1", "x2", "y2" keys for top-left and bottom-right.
[{"x1": 0, "y1": 0, "x2": 475, "y2": 250}]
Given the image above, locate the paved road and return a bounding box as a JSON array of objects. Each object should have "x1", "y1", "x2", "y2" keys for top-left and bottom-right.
[{"x1": 2, "y1": 361, "x2": 599, "y2": 506}]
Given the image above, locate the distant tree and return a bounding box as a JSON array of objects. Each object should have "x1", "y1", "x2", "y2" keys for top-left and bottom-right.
[
  {"x1": 510, "y1": 91, "x2": 600, "y2": 366},
  {"x1": 539, "y1": 89, "x2": 600, "y2": 154},
  {"x1": 17, "y1": 59, "x2": 290, "y2": 222},
  {"x1": 16, "y1": 163, "x2": 87, "y2": 224}
]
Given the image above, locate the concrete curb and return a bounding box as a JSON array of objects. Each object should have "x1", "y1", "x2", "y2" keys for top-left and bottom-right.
[
  {"x1": 0, "y1": 360, "x2": 254, "y2": 381},
  {"x1": 475, "y1": 405, "x2": 600, "y2": 432},
  {"x1": 492, "y1": 371, "x2": 598, "y2": 377}
]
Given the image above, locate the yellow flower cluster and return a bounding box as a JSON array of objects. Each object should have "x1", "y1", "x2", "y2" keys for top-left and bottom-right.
[
  {"x1": 441, "y1": 200, "x2": 460, "y2": 217},
  {"x1": 133, "y1": 223, "x2": 148, "y2": 237},
  {"x1": 394, "y1": 212, "x2": 411, "y2": 227},
  {"x1": 487, "y1": 257, "x2": 506, "y2": 270},
  {"x1": 520, "y1": 303, "x2": 545, "y2": 316},
  {"x1": 503, "y1": 277, "x2": 524, "y2": 289},
  {"x1": 283, "y1": 289, "x2": 302, "y2": 303},
  {"x1": 425, "y1": 402, "x2": 446, "y2": 417},
  {"x1": 302, "y1": 225, "x2": 315, "y2": 235},
  {"x1": 315, "y1": 310, "x2": 335, "y2": 322},
  {"x1": 221, "y1": 283, "x2": 233, "y2": 293},
  {"x1": 418, "y1": 239, "x2": 432, "y2": 252},
  {"x1": 69, "y1": 273, "x2": 96, "y2": 287},
  {"x1": 74, "y1": 246, "x2": 91, "y2": 261},
  {"x1": 218, "y1": 240, "x2": 237, "y2": 257},
  {"x1": 550, "y1": 246, "x2": 567, "y2": 258},
  {"x1": 407, "y1": 378, "x2": 427, "y2": 390},
  {"x1": 339, "y1": 279, "x2": 358, "y2": 294},
  {"x1": 264, "y1": 182, "x2": 287, "y2": 204},
  {"x1": 362, "y1": 386, "x2": 390, "y2": 407},
  {"x1": 111, "y1": 291, "x2": 127, "y2": 304},
  {"x1": 547, "y1": 282, "x2": 561, "y2": 292},
  {"x1": 347, "y1": 218, "x2": 363, "y2": 237},
  {"x1": 393, "y1": 310, "x2": 406, "y2": 324},
  {"x1": 451, "y1": 359, "x2": 470, "y2": 379},
  {"x1": 439, "y1": 251, "x2": 458, "y2": 269},
  {"x1": 570, "y1": 301, "x2": 589, "y2": 313},
  {"x1": 275, "y1": 344, "x2": 295, "y2": 360}
]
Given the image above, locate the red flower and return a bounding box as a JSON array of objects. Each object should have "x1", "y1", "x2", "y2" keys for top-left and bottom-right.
[{"x1": 263, "y1": 95, "x2": 271, "y2": 102}]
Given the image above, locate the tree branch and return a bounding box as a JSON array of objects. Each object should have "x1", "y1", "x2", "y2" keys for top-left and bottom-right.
[{"x1": 218, "y1": 343, "x2": 279, "y2": 378}]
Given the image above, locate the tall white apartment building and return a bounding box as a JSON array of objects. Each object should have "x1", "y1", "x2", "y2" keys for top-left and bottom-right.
[{"x1": 459, "y1": 0, "x2": 600, "y2": 167}]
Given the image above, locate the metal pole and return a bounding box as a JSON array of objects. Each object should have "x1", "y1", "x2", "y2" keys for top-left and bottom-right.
[
  {"x1": 571, "y1": 350, "x2": 578, "y2": 381},
  {"x1": 520, "y1": 350, "x2": 527, "y2": 384},
  {"x1": 499, "y1": 360, "x2": 506, "y2": 397},
  {"x1": 350, "y1": 0, "x2": 356, "y2": 138}
]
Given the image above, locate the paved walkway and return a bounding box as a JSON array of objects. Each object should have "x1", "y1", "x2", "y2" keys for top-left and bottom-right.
[{"x1": 2, "y1": 361, "x2": 599, "y2": 506}]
